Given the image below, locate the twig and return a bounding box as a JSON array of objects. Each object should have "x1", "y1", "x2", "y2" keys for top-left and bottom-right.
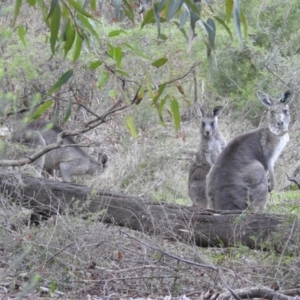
[
  {"x1": 285, "y1": 172, "x2": 300, "y2": 189},
  {"x1": 264, "y1": 65, "x2": 299, "y2": 92},
  {"x1": 163, "y1": 61, "x2": 201, "y2": 87},
  {"x1": 33, "y1": 242, "x2": 76, "y2": 273},
  {"x1": 275, "y1": 216, "x2": 298, "y2": 279},
  {"x1": 120, "y1": 230, "x2": 241, "y2": 300}
]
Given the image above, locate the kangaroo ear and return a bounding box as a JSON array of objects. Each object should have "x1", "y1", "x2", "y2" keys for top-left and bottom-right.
[
  {"x1": 280, "y1": 90, "x2": 294, "y2": 104},
  {"x1": 212, "y1": 106, "x2": 223, "y2": 117},
  {"x1": 98, "y1": 153, "x2": 108, "y2": 165},
  {"x1": 257, "y1": 91, "x2": 274, "y2": 108}
]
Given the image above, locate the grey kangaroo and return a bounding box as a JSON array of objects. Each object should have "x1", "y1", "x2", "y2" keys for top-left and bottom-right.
[
  {"x1": 188, "y1": 106, "x2": 226, "y2": 207},
  {"x1": 21, "y1": 120, "x2": 108, "y2": 182},
  {"x1": 206, "y1": 90, "x2": 294, "y2": 211},
  {"x1": 10, "y1": 129, "x2": 46, "y2": 176}
]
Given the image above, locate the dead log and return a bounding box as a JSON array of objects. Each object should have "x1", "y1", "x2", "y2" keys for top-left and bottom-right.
[
  {"x1": 216, "y1": 286, "x2": 296, "y2": 300},
  {"x1": 0, "y1": 174, "x2": 299, "y2": 250}
]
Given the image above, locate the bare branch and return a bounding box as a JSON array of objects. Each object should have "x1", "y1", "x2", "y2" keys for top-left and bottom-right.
[
  {"x1": 120, "y1": 230, "x2": 241, "y2": 300},
  {"x1": 285, "y1": 172, "x2": 300, "y2": 189}
]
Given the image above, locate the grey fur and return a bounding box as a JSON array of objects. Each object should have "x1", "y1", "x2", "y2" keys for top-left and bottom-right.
[
  {"x1": 10, "y1": 129, "x2": 46, "y2": 176},
  {"x1": 188, "y1": 106, "x2": 226, "y2": 207},
  {"x1": 206, "y1": 90, "x2": 294, "y2": 211},
  {"x1": 17, "y1": 120, "x2": 108, "y2": 182}
]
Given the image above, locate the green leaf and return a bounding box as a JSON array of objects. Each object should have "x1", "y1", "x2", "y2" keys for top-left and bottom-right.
[
  {"x1": 29, "y1": 101, "x2": 54, "y2": 121},
  {"x1": 73, "y1": 33, "x2": 82, "y2": 62},
  {"x1": 167, "y1": 0, "x2": 182, "y2": 22},
  {"x1": 153, "y1": 2, "x2": 162, "y2": 37},
  {"x1": 233, "y1": 0, "x2": 243, "y2": 49},
  {"x1": 48, "y1": 69, "x2": 73, "y2": 95},
  {"x1": 26, "y1": 0, "x2": 36, "y2": 6},
  {"x1": 97, "y1": 71, "x2": 109, "y2": 90},
  {"x1": 151, "y1": 57, "x2": 168, "y2": 68},
  {"x1": 141, "y1": 9, "x2": 155, "y2": 29},
  {"x1": 12, "y1": 0, "x2": 22, "y2": 26},
  {"x1": 49, "y1": 2, "x2": 61, "y2": 54},
  {"x1": 173, "y1": 21, "x2": 188, "y2": 41},
  {"x1": 67, "y1": 0, "x2": 94, "y2": 19},
  {"x1": 63, "y1": 19, "x2": 76, "y2": 56},
  {"x1": 207, "y1": 51, "x2": 215, "y2": 82},
  {"x1": 63, "y1": 94, "x2": 72, "y2": 122},
  {"x1": 89, "y1": 60, "x2": 102, "y2": 70},
  {"x1": 108, "y1": 46, "x2": 123, "y2": 68},
  {"x1": 157, "y1": 0, "x2": 167, "y2": 11},
  {"x1": 77, "y1": 14, "x2": 100, "y2": 43},
  {"x1": 50, "y1": 281, "x2": 57, "y2": 293},
  {"x1": 114, "y1": 47, "x2": 122, "y2": 67},
  {"x1": 179, "y1": 8, "x2": 189, "y2": 28},
  {"x1": 157, "y1": 96, "x2": 167, "y2": 125},
  {"x1": 90, "y1": 0, "x2": 96, "y2": 10},
  {"x1": 18, "y1": 26, "x2": 27, "y2": 46},
  {"x1": 114, "y1": 0, "x2": 121, "y2": 21},
  {"x1": 124, "y1": 116, "x2": 137, "y2": 139},
  {"x1": 225, "y1": 0, "x2": 233, "y2": 23},
  {"x1": 240, "y1": 10, "x2": 248, "y2": 40},
  {"x1": 184, "y1": 0, "x2": 201, "y2": 16},
  {"x1": 123, "y1": 0, "x2": 134, "y2": 21},
  {"x1": 204, "y1": 18, "x2": 216, "y2": 56},
  {"x1": 158, "y1": 33, "x2": 168, "y2": 40},
  {"x1": 115, "y1": 69, "x2": 129, "y2": 77},
  {"x1": 108, "y1": 30, "x2": 127, "y2": 37},
  {"x1": 214, "y1": 16, "x2": 232, "y2": 40},
  {"x1": 152, "y1": 82, "x2": 167, "y2": 104},
  {"x1": 36, "y1": 0, "x2": 49, "y2": 25},
  {"x1": 190, "y1": 2, "x2": 201, "y2": 34},
  {"x1": 170, "y1": 98, "x2": 181, "y2": 132},
  {"x1": 47, "y1": 0, "x2": 58, "y2": 19}
]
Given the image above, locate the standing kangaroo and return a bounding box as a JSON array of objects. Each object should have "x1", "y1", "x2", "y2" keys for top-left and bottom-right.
[
  {"x1": 206, "y1": 90, "x2": 294, "y2": 211},
  {"x1": 188, "y1": 106, "x2": 226, "y2": 207},
  {"x1": 17, "y1": 120, "x2": 108, "y2": 182}
]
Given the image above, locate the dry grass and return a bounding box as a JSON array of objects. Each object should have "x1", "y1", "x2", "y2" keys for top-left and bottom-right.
[{"x1": 1, "y1": 2, "x2": 300, "y2": 299}]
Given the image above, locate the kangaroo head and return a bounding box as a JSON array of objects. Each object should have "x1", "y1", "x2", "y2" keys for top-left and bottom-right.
[
  {"x1": 197, "y1": 106, "x2": 223, "y2": 137},
  {"x1": 257, "y1": 90, "x2": 294, "y2": 136}
]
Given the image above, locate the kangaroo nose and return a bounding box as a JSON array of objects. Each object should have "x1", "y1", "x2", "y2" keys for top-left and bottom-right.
[{"x1": 277, "y1": 121, "x2": 283, "y2": 127}]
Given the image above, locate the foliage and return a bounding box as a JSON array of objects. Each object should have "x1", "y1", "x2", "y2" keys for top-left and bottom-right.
[
  {"x1": 6, "y1": 0, "x2": 249, "y2": 132},
  {"x1": 0, "y1": 1, "x2": 300, "y2": 298}
]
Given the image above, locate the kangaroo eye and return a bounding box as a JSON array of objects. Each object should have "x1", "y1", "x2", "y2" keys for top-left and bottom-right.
[
  {"x1": 202, "y1": 122, "x2": 206, "y2": 128},
  {"x1": 210, "y1": 122, "x2": 214, "y2": 127},
  {"x1": 283, "y1": 109, "x2": 288, "y2": 114}
]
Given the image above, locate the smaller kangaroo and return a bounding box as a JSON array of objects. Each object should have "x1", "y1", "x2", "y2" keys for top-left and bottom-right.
[
  {"x1": 188, "y1": 106, "x2": 226, "y2": 207},
  {"x1": 14, "y1": 120, "x2": 108, "y2": 182},
  {"x1": 206, "y1": 90, "x2": 294, "y2": 211}
]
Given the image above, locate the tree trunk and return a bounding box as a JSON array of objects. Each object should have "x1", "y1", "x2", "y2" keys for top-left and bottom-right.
[{"x1": 1, "y1": 174, "x2": 298, "y2": 250}]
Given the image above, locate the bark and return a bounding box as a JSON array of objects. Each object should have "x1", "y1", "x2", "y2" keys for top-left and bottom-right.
[
  {"x1": 216, "y1": 287, "x2": 296, "y2": 300},
  {"x1": 1, "y1": 174, "x2": 299, "y2": 250}
]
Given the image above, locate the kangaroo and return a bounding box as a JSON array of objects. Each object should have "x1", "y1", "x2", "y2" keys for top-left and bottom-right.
[
  {"x1": 206, "y1": 90, "x2": 294, "y2": 211},
  {"x1": 188, "y1": 106, "x2": 226, "y2": 207},
  {"x1": 9, "y1": 129, "x2": 46, "y2": 176},
  {"x1": 18, "y1": 120, "x2": 108, "y2": 182}
]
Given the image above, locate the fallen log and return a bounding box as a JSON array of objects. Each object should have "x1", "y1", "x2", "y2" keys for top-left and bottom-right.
[{"x1": 0, "y1": 174, "x2": 299, "y2": 250}]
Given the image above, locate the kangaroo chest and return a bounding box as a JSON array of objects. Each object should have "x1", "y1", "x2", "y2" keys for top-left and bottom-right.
[{"x1": 262, "y1": 130, "x2": 289, "y2": 168}]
